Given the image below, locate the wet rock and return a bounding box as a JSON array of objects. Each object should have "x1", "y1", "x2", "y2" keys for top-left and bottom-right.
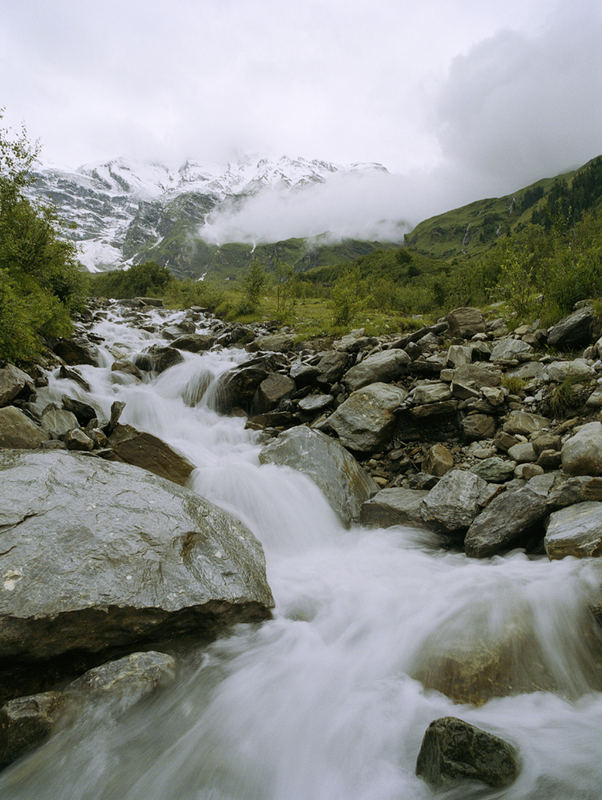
[
  {"x1": 545, "y1": 502, "x2": 602, "y2": 559},
  {"x1": 253, "y1": 373, "x2": 296, "y2": 413},
  {"x1": 51, "y1": 337, "x2": 99, "y2": 367},
  {"x1": 471, "y1": 456, "x2": 516, "y2": 483},
  {"x1": 462, "y1": 413, "x2": 496, "y2": 440},
  {"x1": 326, "y1": 382, "x2": 407, "y2": 453},
  {"x1": 135, "y1": 344, "x2": 184, "y2": 373},
  {"x1": 0, "y1": 451, "x2": 273, "y2": 666},
  {"x1": 342, "y1": 349, "x2": 410, "y2": 392},
  {"x1": 108, "y1": 424, "x2": 195, "y2": 485},
  {"x1": 359, "y1": 488, "x2": 428, "y2": 528},
  {"x1": 416, "y1": 717, "x2": 520, "y2": 789},
  {"x1": 547, "y1": 306, "x2": 595, "y2": 349},
  {"x1": 61, "y1": 395, "x2": 98, "y2": 427},
  {"x1": 465, "y1": 487, "x2": 548, "y2": 558},
  {"x1": 315, "y1": 351, "x2": 352, "y2": 387},
  {"x1": 59, "y1": 365, "x2": 92, "y2": 391},
  {"x1": 421, "y1": 470, "x2": 491, "y2": 533},
  {"x1": 111, "y1": 360, "x2": 143, "y2": 379},
  {"x1": 213, "y1": 355, "x2": 288, "y2": 414},
  {"x1": 561, "y1": 421, "x2": 602, "y2": 476},
  {"x1": 0, "y1": 407, "x2": 49, "y2": 448},
  {"x1": 171, "y1": 333, "x2": 215, "y2": 352},
  {"x1": 259, "y1": 425, "x2": 377, "y2": 527},
  {"x1": 446, "y1": 307, "x2": 486, "y2": 338},
  {"x1": 0, "y1": 365, "x2": 35, "y2": 407},
  {"x1": 422, "y1": 444, "x2": 454, "y2": 477},
  {"x1": 0, "y1": 691, "x2": 66, "y2": 766},
  {"x1": 40, "y1": 405, "x2": 79, "y2": 438}
]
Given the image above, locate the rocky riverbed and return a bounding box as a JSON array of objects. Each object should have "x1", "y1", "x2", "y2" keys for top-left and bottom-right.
[{"x1": 0, "y1": 297, "x2": 600, "y2": 797}]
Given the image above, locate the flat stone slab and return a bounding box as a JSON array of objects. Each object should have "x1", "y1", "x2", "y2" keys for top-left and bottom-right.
[
  {"x1": 545, "y1": 502, "x2": 602, "y2": 559},
  {"x1": 360, "y1": 488, "x2": 428, "y2": 528}
]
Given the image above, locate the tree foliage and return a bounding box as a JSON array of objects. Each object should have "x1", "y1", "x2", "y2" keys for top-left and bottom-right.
[{"x1": 0, "y1": 113, "x2": 87, "y2": 362}]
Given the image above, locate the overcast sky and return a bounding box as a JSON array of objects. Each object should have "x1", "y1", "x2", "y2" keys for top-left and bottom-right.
[{"x1": 2, "y1": 0, "x2": 601, "y2": 237}]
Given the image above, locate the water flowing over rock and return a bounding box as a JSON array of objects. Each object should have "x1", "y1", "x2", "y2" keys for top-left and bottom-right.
[
  {"x1": 416, "y1": 717, "x2": 520, "y2": 789},
  {"x1": 259, "y1": 425, "x2": 377, "y2": 526},
  {"x1": 0, "y1": 451, "x2": 273, "y2": 667},
  {"x1": 326, "y1": 382, "x2": 407, "y2": 452}
]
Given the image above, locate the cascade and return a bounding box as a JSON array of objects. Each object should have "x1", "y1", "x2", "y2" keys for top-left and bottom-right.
[{"x1": 2, "y1": 302, "x2": 601, "y2": 799}]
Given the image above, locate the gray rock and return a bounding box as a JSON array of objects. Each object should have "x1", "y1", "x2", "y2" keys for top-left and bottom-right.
[
  {"x1": 586, "y1": 384, "x2": 602, "y2": 408},
  {"x1": 481, "y1": 386, "x2": 505, "y2": 407},
  {"x1": 316, "y1": 351, "x2": 352, "y2": 387},
  {"x1": 342, "y1": 349, "x2": 410, "y2": 392},
  {"x1": 0, "y1": 652, "x2": 176, "y2": 766},
  {"x1": 544, "y1": 359, "x2": 593, "y2": 383},
  {"x1": 412, "y1": 382, "x2": 451, "y2": 405},
  {"x1": 446, "y1": 307, "x2": 486, "y2": 338},
  {"x1": 64, "y1": 428, "x2": 95, "y2": 451},
  {"x1": 561, "y1": 421, "x2": 602, "y2": 476},
  {"x1": 514, "y1": 463, "x2": 544, "y2": 480},
  {"x1": 289, "y1": 361, "x2": 319, "y2": 387},
  {"x1": 545, "y1": 502, "x2": 602, "y2": 559},
  {"x1": 548, "y1": 476, "x2": 602, "y2": 508},
  {"x1": 0, "y1": 407, "x2": 49, "y2": 448},
  {"x1": 247, "y1": 334, "x2": 295, "y2": 353},
  {"x1": 61, "y1": 395, "x2": 98, "y2": 426},
  {"x1": 259, "y1": 425, "x2": 377, "y2": 527},
  {"x1": 465, "y1": 487, "x2": 548, "y2": 557},
  {"x1": 108, "y1": 424, "x2": 195, "y2": 485},
  {"x1": 462, "y1": 413, "x2": 496, "y2": 440},
  {"x1": 359, "y1": 488, "x2": 428, "y2": 528},
  {"x1": 422, "y1": 444, "x2": 454, "y2": 477},
  {"x1": 446, "y1": 344, "x2": 473, "y2": 368},
  {"x1": 506, "y1": 361, "x2": 545, "y2": 380},
  {"x1": 213, "y1": 354, "x2": 288, "y2": 414},
  {"x1": 504, "y1": 410, "x2": 550, "y2": 436},
  {"x1": 421, "y1": 470, "x2": 491, "y2": 533},
  {"x1": 0, "y1": 365, "x2": 34, "y2": 407},
  {"x1": 452, "y1": 363, "x2": 502, "y2": 389},
  {"x1": 0, "y1": 450, "x2": 273, "y2": 663},
  {"x1": 326, "y1": 382, "x2": 407, "y2": 452},
  {"x1": 507, "y1": 442, "x2": 537, "y2": 463},
  {"x1": 471, "y1": 457, "x2": 516, "y2": 483},
  {"x1": 297, "y1": 394, "x2": 333, "y2": 414},
  {"x1": 111, "y1": 360, "x2": 143, "y2": 379},
  {"x1": 253, "y1": 373, "x2": 295, "y2": 413},
  {"x1": 416, "y1": 717, "x2": 520, "y2": 789},
  {"x1": 40, "y1": 406, "x2": 79, "y2": 438},
  {"x1": 171, "y1": 333, "x2": 215, "y2": 352},
  {"x1": 490, "y1": 338, "x2": 534, "y2": 363},
  {"x1": 547, "y1": 306, "x2": 595, "y2": 349},
  {"x1": 52, "y1": 337, "x2": 99, "y2": 367},
  {"x1": 135, "y1": 344, "x2": 184, "y2": 373}
]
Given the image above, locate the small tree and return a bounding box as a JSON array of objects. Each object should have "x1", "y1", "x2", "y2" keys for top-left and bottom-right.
[{"x1": 241, "y1": 259, "x2": 266, "y2": 312}]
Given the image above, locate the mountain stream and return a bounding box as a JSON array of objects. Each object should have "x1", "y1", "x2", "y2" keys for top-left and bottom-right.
[{"x1": 2, "y1": 304, "x2": 601, "y2": 799}]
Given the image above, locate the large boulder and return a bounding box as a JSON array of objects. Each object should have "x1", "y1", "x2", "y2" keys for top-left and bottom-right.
[
  {"x1": 504, "y1": 411, "x2": 550, "y2": 436},
  {"x1": 108, "y1": 424, "x2": 195, "y2": 485},
  {"x1": 171, "y1": 333, "x2": 215, "y2": 353},
  {"x1": 490, "y1": 338, "x2": 533, "y2": 363},
  {"x1": 51, "y1": 337, "x2": 99, "y2": 367},
  {"x1": 0, "y1": 451, "x2": 273, "y2": 667},
  {"x1": 561, "y1": 422, "x2": 602, "y2": 476},
  {"x1": 0, "y1": 407, "x2": 49, "y2": 449},
  {"x1": 359, "y1": 488, "x2": 428, "y2": 528},
  {"x1": 464, "y1": 487, "x2": 549, "y2": 558},
  {"x1": 547, "y1": 306, "x2": 595, "y2": 349},
  {"x1": 545, "y1": 502, "x2": 602, "y2": 559},
  {"x1": 416, "y1": 717, "x2": 520, "y2": 789},
  {"x1": 259, "y1": 425, "x2": 377, "y2": 527},
  {"x1": 342, "y1": 349, "x2": 410, "y2": 392},
  {"x1": 247, "y1": 334, "x2": 295, "y2": 353},
  {"x1": 326, "y1": 382, "x2": 407, "y2": 453},
  {"x1": 213, "y1": 354, "x2": 289, "y2": 414},
  {"x1": 446, "y1": 307, "x2": 486, "y2": 338},
  {"x1": 0, "y1": 365, "x2": 34, "y2": 407},
  {"x1": 135, "y1": 344, "x2": 184, "y2": 374},
  {"x1": 420, "y1": 470, "x2": 493, "y2": 533},
  {"x1": 253, "y1": 373, "x2": 296, "y2": 413},
  {"x1": 315, "y1": 351, "x2": 352, "y2": 387}
]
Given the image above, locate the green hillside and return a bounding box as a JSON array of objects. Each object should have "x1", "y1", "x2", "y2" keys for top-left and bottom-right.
[{"x1": 406, "y1": 155, "x2": 602, "y2": 259}]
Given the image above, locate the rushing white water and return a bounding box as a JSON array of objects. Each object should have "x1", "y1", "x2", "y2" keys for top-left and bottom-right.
[{"x1": 3, "y1": 303, "x2": 601, "y2": 799}]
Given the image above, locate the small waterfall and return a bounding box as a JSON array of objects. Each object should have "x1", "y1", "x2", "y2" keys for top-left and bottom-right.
[{"x1": 3, "y1": 301, "x2": 601, "y2": 800}]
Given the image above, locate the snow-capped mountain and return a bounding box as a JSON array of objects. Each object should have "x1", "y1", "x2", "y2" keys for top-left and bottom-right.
[{"x1": 30, "y1": 156, "x2": 390, "y2": 272}]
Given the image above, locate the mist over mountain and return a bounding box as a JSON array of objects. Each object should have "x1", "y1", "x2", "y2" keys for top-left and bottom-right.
[{"x1": 31, "y1": 155, "x2": 413, "y2": 273}]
